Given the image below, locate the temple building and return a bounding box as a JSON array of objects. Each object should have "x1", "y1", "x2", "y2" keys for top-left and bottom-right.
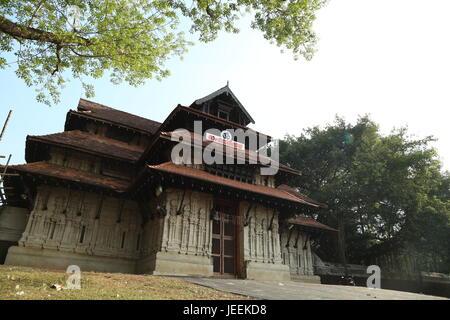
[{"x1": 0, "y1": 86, "x2": 336, "y2": 282}]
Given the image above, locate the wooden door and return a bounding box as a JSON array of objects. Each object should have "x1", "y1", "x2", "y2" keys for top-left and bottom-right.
[{"x1": 211, "y1": 200, "x2": 238, "y2": 277}]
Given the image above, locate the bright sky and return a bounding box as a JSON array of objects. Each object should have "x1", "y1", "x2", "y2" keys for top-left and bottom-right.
[{"x1": 1, "y1": 0, "x2": 449, "y2": 171}]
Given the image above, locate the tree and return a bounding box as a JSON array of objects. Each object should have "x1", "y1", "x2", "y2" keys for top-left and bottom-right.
[
  {"x1": 0, "y1": 0, "x2": 327, "y2": 105},
  {"x1": 280, "y1": 116, "x2": 450, "y2": 273}
]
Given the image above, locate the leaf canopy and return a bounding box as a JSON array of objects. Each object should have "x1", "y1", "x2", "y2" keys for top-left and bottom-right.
[{"x1": 0, "y1": 0, "x2": 327, "y2": 105}]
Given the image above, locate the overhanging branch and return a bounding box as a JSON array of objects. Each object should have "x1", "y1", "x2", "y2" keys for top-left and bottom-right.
[{"x1": 0, "y1": 15, "x2": 91, "y2": 46}]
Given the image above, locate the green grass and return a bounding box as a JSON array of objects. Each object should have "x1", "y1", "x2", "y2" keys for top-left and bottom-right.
[{"x1": 0, "y1": 265, "x2": 250, "y2": 300}]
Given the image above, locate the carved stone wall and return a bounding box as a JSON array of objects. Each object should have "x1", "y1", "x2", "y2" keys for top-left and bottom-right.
[
  {"x1": 160, "y1": 188, "x2": 213, "y2": 257},
  {"x1": 19, "y1": 185, "x2": 143, "y2": 260},
  {"x1": 241, "y1": 202, "x2": 283, "y2": 264},
  {"x1": 6, "y1": 182, "x2": 304, "y2": 280},
  {"x1": 280, "y1": 228, "x2": 314, "y2": 276}
]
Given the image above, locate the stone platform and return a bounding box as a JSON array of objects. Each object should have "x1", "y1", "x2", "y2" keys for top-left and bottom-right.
[{"x1": 175, "y1": 277, "x2": 448, "y2": 300}]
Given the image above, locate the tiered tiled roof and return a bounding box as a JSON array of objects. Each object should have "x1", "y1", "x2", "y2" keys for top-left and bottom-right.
[
  {"x1": 8, "y1": 162, "x2": 129, "y2": 192},
  {"x1": 26, "y1": 130, "x2": 144, "y2": 163},
  {"x1": 288, "y1": 216, "x2": 337, "y2": 232},
  {"x1": 67, "y1": 98, "x2": 161, "y2": 135},
  {"x1": 7, "y1": 96, "x2": 333, "y2": 232},
  {"x1": 146, "y1": 162, "x2": 318, "y2": 207},
  {"x1": 277, "y1": 184, "x2": 326, "y2": 208},
  {"x1": 159, "y1": 131, "x2": 301, "y2": 176}
]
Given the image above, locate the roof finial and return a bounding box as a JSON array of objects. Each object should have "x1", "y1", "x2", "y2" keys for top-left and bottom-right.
[{"x1": 226, "y1": 80, "x2": 229, "y2": 87}]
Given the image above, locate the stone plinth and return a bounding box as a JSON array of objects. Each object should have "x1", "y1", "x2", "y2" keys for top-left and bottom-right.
[
  {"x1": 151, "y1": 252, "x2": 214, "y2": 277},
  {"x1": 5, "y1": 246, "x2": 137, "y2": 273},
  {"x1": 245, "y1": 261, "x2": 291, "y2": 281}
]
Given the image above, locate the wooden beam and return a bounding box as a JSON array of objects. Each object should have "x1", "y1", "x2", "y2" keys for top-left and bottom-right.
[{"x1": 0, "y1": 110, "x2": 13, "y2": 142}]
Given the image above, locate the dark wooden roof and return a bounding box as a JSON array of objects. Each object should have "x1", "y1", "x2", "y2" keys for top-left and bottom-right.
[
  {"x1": 8, "y1": 162, "x2": 129, "y2": 192},
  {"x1": 159, "y1": 131, "x2": 301, "y2": 176},
  {"x1": 146, "y1": 162, "x2": 319, "y2": 207},
  {"x1": 287, "y1": 216, "x2": 337, "y2": 232},
  {"x1": 191, "y1": 85, "x2": 255, "y2": 124},
  {"x1": 137, "y1": 104, "x2": 272, "y2": 165},
  {"x1": 177, "y1": 105, "x2": 265, "y2": 138},
  {"x1": 26, "y1": 130, "x2": 144, "y2": 163},
  {"x1": 277, "y1": 184, "x2": 327, "y2": 208},
  {"x1": 67, "y1": 98, "x2": 161, "y2": 135}
]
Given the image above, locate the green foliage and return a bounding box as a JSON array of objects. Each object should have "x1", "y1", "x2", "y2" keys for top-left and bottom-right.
[
  {"x1": 280, "y1": 116, "x2": 450, "y2": 273},
  {"x1": 0, "y1": 0, "x2": 326, "y2": 105}
]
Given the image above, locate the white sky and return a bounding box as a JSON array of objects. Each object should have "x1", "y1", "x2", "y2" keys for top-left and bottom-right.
[
  {"x1": 1, "y1": 0, "x2": 449, "y2": 171},
  {"x1": 238, "y1": 0, "x2": 450, "y2": 170}
]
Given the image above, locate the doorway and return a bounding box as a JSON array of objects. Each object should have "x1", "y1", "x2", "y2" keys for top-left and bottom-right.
[{"x1": 211, "y1": 200, "x2": 238, "y2": 277}]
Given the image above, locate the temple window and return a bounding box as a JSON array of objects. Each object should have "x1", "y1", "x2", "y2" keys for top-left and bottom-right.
[
  {"x1": 218, "y1": 109, "x2": 229, "y2": 121},
  {"x1": 205, "y1": 164, "x2": 253, "y2": 183},
  {"x1": 202, "y1": 104, "x2": 210, "y2": 114}
]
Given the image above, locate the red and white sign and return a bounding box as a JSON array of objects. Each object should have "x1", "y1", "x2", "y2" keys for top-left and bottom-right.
[{"x1": 205, "y1": 132, "x2": 245, "y2": 150}]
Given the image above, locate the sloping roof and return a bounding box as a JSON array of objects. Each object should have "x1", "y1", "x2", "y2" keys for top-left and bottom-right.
[
  {"x1": 191, "y1": 85, "x2": 255, "y2": 124},
  {"x1": 178, "y1": 105, "x2": 267, "y2": 139},
  {"x1": 159, "y1": 131, "x2": 301, "y2": 175},
  {"x1": 8, "y1": 162, "x2": 129, "y2": 192},
  {"x1": 288, "y1": 216, "x2": 337, "y2": 232},
  {"x1": 73, "y1": 99, "x2": 161, "y2": 134},
  {"x1": 146, "y1": 162, "x2": 318, "y2": 207},
  {"x1": 277, "y1": 184, "x2": 327, "y2": 208},
  {"x1": 27, "y1": 130, "x2": 144, "y2": 162},
  {"x1": 137, "y1": 104, "x2": 272, "y2": 164}
]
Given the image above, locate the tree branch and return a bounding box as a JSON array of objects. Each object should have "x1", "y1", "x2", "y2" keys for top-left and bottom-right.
[
  {"x1": 27, "y1": 0, "x2": 46, "y2": 27},
  {"x1": 52, "y1": 44, "x2": 62, "y2": 75},
  {"x1": 0, "y1": 14, "x2": 91, "y2": 46}
]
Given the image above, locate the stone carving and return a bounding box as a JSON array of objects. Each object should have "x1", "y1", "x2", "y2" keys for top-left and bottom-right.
[
  {"x1": 19, "y1": 186, "x2": 143, "y2": 260},
  {"x1": 280, "y1": 228, "x2": 314, "y2": 275},
  {"x1": 15, "y1": 183, "x2": 302, "y2": 277},
  {"x1": 241, "y1": 202, "x2": 282, "y2": 264},
  {"x1": 159, "y1": 189, "x2": 213, "y2": 257}
]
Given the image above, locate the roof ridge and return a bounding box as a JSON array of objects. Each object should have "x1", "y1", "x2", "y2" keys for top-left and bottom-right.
[
  {"x1": 79, "y1": 98, "x2": 124, "y2": 112},
  {"x1": 78, "y1": 98, "x2": 161, "y2": 124},
  {"x1": 28, "y1": 129, "x2": 83, "y2": 138},
  {"x1": 74, "y1": 99, "x2": 162, "y2": 134},
  {"x1": 192, "y1": 86, "x2": 255, "y2": 124}
]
